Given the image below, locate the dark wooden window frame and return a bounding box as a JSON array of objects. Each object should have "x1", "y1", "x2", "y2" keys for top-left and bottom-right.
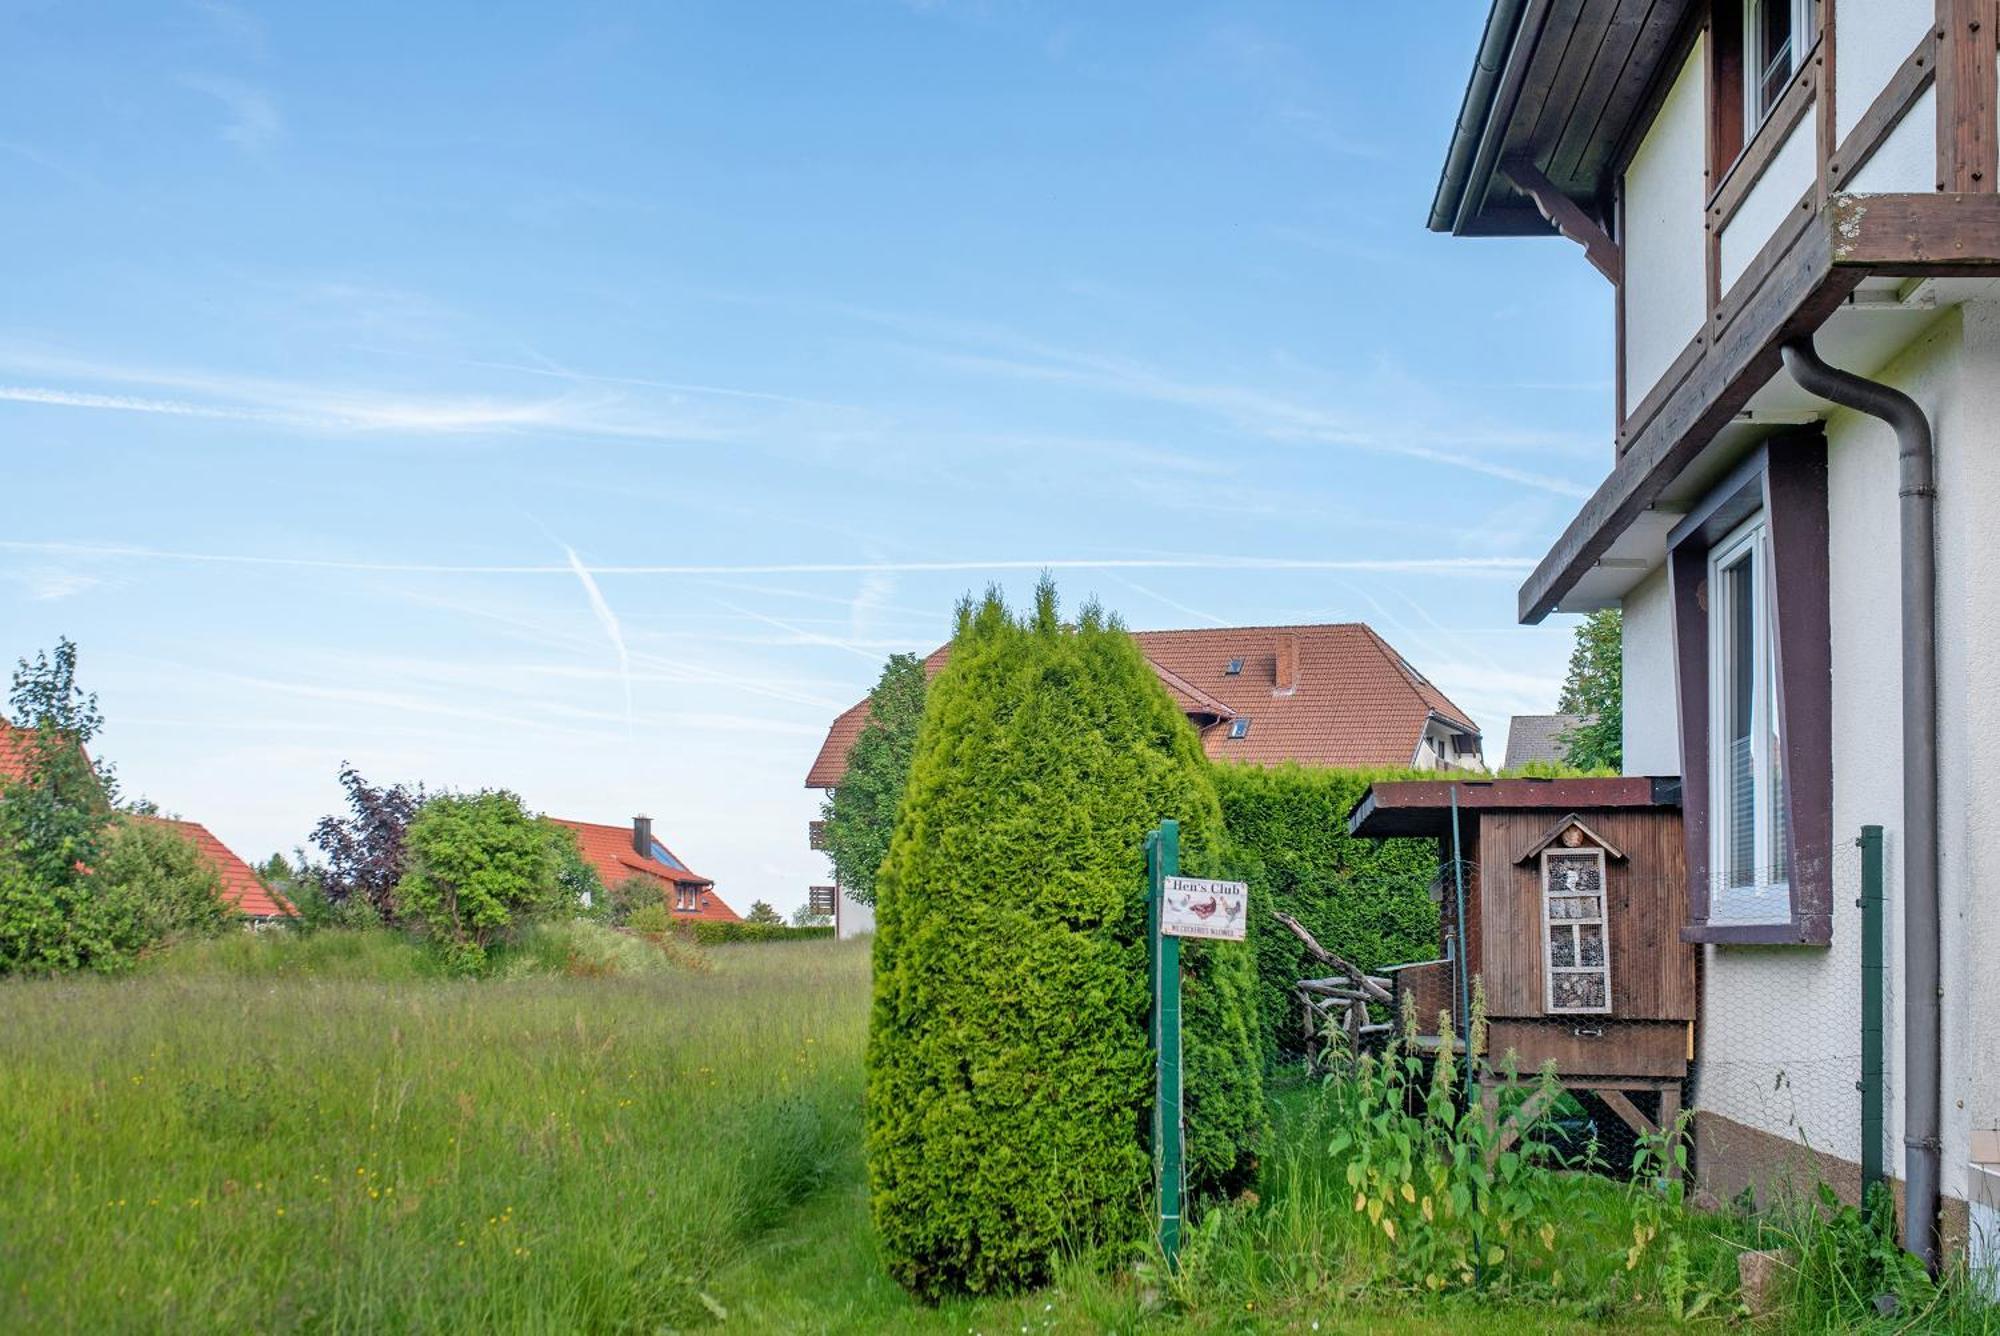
[{"x1": 1667, "y1": 428, "x2": 1832, "y2": 946}]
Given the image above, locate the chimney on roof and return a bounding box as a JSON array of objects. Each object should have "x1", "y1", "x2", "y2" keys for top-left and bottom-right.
[
  {"x1": 1274, "y1": 633, "x2": 1299, "y2": 696},
  {"x1": 633, "y1": 815, "x2": 653, "y2": 857}
]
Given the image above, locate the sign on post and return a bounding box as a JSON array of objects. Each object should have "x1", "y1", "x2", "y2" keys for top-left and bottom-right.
[
  {"x1": 1160, "y1": 875, "x2": 1248, "y2": 941},
  {"x1": 1143, "y1": 823, "x2": 1248, "y2": 1274}
]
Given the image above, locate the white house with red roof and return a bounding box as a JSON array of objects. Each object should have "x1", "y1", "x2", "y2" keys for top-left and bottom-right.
[
  {"x1": 549, "y1": 814, "x2": 739, "y2": 923},
  {"x1": 807, "y1": 623, "x2": 1484, "y2": 937}
]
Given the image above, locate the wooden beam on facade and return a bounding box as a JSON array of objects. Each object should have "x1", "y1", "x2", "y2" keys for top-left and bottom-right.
[
  {"x1": 1503, "y1": 155, "x2": 1622, "y2": 282},
  {"x1": 1516, "y1": 190, "x2": 2000, "y2": 624},
  {"x1": 1937, "y1": 0, "x2": 1999, "y2": 192}
]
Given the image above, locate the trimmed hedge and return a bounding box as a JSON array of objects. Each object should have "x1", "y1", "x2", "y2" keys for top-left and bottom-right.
[
  {"x1": 867, "y1": 583, "x2": 1264, "y2": 1300},
  {"x1": 686, "y1": 921, "x2": 835, "y2": 945},
  {"x1": 1214, "y1": 764, "x2": 1442, "y2": 1065}
]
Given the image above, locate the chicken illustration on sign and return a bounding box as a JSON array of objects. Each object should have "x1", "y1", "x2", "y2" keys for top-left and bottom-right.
[{"x1": 1160, "y1": 876, "x2": 1248, "y2": 941}]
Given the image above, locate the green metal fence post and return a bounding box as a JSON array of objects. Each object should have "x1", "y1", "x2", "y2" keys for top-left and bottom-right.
[
  {"x1": 1859, "y1": 824, "x2": 1885, "y2": 1192},
  {"x1": 1148, "y1": 818, "x2": 1183, "y2": 1270}
]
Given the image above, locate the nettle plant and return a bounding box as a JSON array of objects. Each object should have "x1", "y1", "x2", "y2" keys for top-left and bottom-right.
[{"x1": 1323, "y1": 982, "x2": 1569, "y2": 1293}]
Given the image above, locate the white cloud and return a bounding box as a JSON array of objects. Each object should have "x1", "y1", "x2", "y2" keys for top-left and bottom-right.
[{"x1": 562, "y1": 543, "x2": 634, "y2": 722}]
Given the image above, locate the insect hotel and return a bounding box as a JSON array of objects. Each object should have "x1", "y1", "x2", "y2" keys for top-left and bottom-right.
[{"x1": 1344, "y1": 777, "x2": 1696, "y2": 1157}]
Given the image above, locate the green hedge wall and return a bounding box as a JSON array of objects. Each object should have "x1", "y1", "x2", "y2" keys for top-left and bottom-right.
[
  {"x1": 1214, "y1": 763, "x2": 1442, "y2": 1065},
  {"x1": 685, "y1": 921, "x2": 835, "y2": 945},
  {"x1": 866, "y1": 584, "x2": 1264, "y2": 1300}
]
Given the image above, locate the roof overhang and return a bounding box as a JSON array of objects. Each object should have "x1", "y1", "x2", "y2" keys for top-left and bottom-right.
[
  {"x1": 1521, "y1": 193, "x2": 2000, "y2": 622},
  {"x1": 1431, "y1": 0, "x2": 1699, "y2": 238},
  {"x1": 1348, "y1": 775, "x2": 1680, "y2": 841}
]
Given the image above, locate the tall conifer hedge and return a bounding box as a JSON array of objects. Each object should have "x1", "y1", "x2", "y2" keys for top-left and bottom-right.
[
  {"x1": 1212, "y1": 763, "x2": 1441, "y2": 1064},
  {"x1": 866, "y1": 583, "x2": 1263, "y2": 1300}
]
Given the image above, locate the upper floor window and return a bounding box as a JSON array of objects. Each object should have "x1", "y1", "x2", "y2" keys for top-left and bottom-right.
[
  {"x1": 1708, "y1": 515, "x2": 1790, "y2": 924},
  {"x1": 1747, "y1": 0, "x2": 1812, "y2": 128}
]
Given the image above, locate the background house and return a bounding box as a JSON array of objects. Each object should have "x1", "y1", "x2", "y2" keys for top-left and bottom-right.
[
  {"x1": 1434, "y1": 0, "x2": 2000, "y2": 1266},
  {"x1": 0, "y1": 721, "x2": 291, "y2": 922},
  {"x1": 808, "y1": 623, "x2": 1484, "y2": 938},
  {"x1": 550, "y1": 815, "x2": 738, "y2": 922},
  {"x1": 1502, "y1": 713, "x2": 1591, "y2": 771}
]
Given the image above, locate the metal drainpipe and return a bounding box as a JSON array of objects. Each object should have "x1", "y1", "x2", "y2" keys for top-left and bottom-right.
[{"x1": 1779, "y1": 335, "x2": 1940, "y2": 1270}]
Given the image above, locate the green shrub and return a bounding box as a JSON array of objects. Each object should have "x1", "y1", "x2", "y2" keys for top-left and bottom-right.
[
  {"x1": 1213, "y1": 763, "x2": 1441, "y2": 1064},
  {"x1": 604, "y1": 872, "x2": 664, "y2": 926},
  {"x1": 866, "y1": 582, "x2": 1263, "y2": 1300},
  {"x1": 688, "y1": 921, "x2": 834, "y2": 945},
  {"x1": 627, "y1": 902, "x2": 671, "y2": 936},
  {"x1": 92, "y1": 817, "x2": 232, "y2": 942},
  {"x1": 394, "y1": 791, "x2": 561, "y2": 973},
  {"x1": 492, "y1": 918, "x2": 695, "y2": 979}
]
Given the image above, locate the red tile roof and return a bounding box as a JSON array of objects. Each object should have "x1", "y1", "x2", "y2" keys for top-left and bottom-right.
[
  {"x1": 549, "y1": 817, "x2": 740, "y2": 922},
  {"x1": 804, "y1": 623, "x2": 1482, "y2": 788},
  {"x1": 142, "y1": 816, "x2": 293, "y2": 919}
]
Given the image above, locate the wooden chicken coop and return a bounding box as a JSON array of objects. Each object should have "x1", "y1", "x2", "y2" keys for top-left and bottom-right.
[{"x1": 1346, "y1": 777, "x2": 1695, "y2": 1154}]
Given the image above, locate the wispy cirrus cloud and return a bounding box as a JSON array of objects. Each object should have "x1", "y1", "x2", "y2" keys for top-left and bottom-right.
[
  {"x1": 179, "y1": 74, "x2": 282, "y2": 152},
  {"x1": 0, "y1": 537, "x2": 1537, "y2": 579}
]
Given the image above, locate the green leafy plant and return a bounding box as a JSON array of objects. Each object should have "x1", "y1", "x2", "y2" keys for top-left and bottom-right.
[
  {"x1": 1621, "y1": 1113, "x2": 1720, "y2": 1320},
  {"x1": 819, "y1": 652, "x2": 926, "y2": 907},
  {"x1": 1322, "y1": 984, "x2": 1569, "y2": 1294},
  {"x1": 865, "y1": 581, "x2": 1263, "y2": 1300},
  {"x1": 393, "y1": 791, "x2": 560, "y2": 973},
  {"x1": 91, "y1": 816, "x2": 232, "y2": 942}
]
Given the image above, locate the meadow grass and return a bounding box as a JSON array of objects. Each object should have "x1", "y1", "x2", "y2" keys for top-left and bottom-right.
[{"x1": 0, "y1": 934, "x2": 865, "y2": 1331}]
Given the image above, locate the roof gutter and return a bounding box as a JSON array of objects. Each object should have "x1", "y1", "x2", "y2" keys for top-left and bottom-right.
[
  {"x1": 1779, "y1": 334, "x2": 1941, "y2": 1272},
  {"x1": 1428, "y1": 0, "x2": 1531, "y2": 233}
]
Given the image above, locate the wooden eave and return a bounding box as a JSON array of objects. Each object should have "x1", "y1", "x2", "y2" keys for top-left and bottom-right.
[
  {"x1": 1347, "y1": 775, "x2": 1677, "y2": 841},
  {"x1": 1432, "y1": 0, "x2": 1699, "y2": 239},
  {"x1": 1518, "y1": 192, "x2": 2000, "y2": 624}
]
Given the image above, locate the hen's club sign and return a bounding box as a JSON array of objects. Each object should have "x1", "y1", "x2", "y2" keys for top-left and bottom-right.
[{"x1": 1160, "y1": 876, "x2": 1248, "y2": 941}]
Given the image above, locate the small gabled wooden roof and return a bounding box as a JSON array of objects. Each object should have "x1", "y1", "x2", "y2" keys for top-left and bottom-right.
[{"x1": 1513, "y1": 812, "x2": 1627, "y2": 865}]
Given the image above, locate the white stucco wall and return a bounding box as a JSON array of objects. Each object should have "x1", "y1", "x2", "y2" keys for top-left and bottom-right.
[
  {"x1": 836, "y1": 886, "x2": 874, "y2": 939},
  {"x1": 1692, "y1": 304, "x2": 2000, "y2": 1206},
  {"x1": 1835, "y1": 0, "x2": 1935, "y2": 144},
  {"x1": 1622, "y1": 36, "x2": 1708, "y2": 411},
  {"x1": 1718, "y1": 117, "x2": 1815, "y2": 292},
  {"x1": 1620, "y1": 564, "x2": 1679, "y2": 776},
  {"x1": 1848, "y1": 85, "x2": 1937, "y2": 195}
]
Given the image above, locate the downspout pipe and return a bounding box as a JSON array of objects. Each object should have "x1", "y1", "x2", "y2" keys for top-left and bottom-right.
[{"x1": 1779, "y1": 334, "x2": 1940, "y2": 1270}]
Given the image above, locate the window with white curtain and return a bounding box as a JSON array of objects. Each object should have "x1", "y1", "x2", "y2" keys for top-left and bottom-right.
[{"x1": 1708, "y1": 515, "x2": 1790, "y2": 923}]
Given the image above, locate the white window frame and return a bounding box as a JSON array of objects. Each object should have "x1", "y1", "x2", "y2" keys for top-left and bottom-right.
[
  {"x1": 1707, "y1": 514, "x2": 1791, "y2": 925},
  {"x1": 1745, "y1": 0, "x2": 1814, "y2": 129},
  {"x1": 1541, "y1": 847, "x2": 1612, "y2": 1015}
]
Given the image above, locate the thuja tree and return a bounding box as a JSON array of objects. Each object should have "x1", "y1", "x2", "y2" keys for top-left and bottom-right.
[
  {"x1": 867, "y1": 582, "x2": 1264, "y2": 1300},
  {"x1": 1214, "y1": 763, "x2": 1440, "y2": 1065},
  {"x1": 819, "y1": 651, "x2": 926, "y2": 906}
]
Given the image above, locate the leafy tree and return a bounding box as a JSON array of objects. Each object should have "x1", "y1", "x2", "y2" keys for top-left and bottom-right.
[
  {"x1": 310, "y1": 764, "x2": 423, "y2": 923},
  {"x1": 745, "y1": 899, "x2": 783, "y2": 924},
  {"x1": 93, "y1": 817, "x2": 232, "y2": 941},
  {"x1": 867, "y1": 582, "x2": 1263, "y2": 1300},
  {"x1": 393, "y1": 790, "x2": 558, "y2": 972},
  {"x1": 547, "y1": 824, "x2": 605, "y2": 914},
  {"x1": 1556, "y1": 609, "x2": 1623, "y2": 772},
  {"x1": 819, "y1": 653, "x2": 926, "y2": 907},
  {"x1": 0, "y1": 639, "x2": 142, "y2": 973},
  {"x1": 790, "y1": 902, "x2": 830, "y2": 928}
]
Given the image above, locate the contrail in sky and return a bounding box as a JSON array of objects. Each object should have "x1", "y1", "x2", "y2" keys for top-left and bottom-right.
[{"x1": 562, "y1": 543, "x2": 634, "y2": 723}]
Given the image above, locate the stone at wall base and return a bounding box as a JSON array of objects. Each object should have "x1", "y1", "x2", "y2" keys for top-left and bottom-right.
[{"x1": 1737, "y1": 1248, "x2": 1791, "y2": 1319}]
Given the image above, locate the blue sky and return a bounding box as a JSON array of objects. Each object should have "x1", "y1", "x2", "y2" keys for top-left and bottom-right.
[{"x1": 2, "y1": 1, "x2": 1609, "y2": 913}]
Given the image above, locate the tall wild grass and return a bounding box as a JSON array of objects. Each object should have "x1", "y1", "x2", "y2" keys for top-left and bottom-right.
[{"x1": 0, "y1": 934, "x2": 867, "y2": 1330}]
